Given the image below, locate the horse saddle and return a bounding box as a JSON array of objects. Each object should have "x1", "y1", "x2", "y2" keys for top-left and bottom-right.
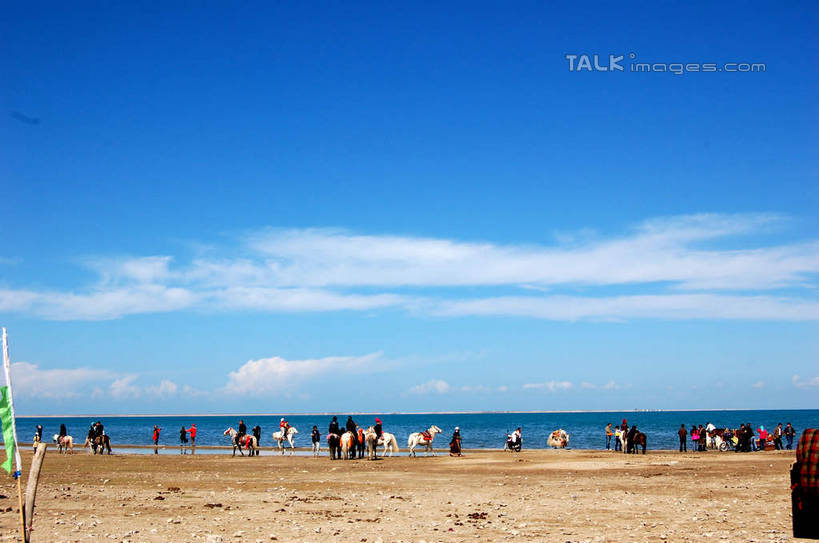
[{"x1": 420, "y1": 431, "x2": 432, "y2": 441}]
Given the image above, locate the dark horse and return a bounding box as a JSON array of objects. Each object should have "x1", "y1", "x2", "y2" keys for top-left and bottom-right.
[
  {"x1": 327, "y1": 433, "x2": 342, "y2": 460},
  {"x1": 87, "y1": 432, "x2": 112, "y2": 455},
  {"x1": 626, "y1": 430, "x2": 647, "y2": 455}
]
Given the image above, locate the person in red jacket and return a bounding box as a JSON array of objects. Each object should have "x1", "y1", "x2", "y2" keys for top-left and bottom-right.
[
  {"x1": 186, "y1": 424, "x2": 197, "y2": 454},
  {"x1": 152, "y1": 425, "x2": 161, "y2": 454}
]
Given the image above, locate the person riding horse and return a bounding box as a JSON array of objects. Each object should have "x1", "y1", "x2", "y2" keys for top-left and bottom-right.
[
  {"x1": 236, "y1": 419, "x2": 247, "y2": 446},
  {"x1": 343, "y1": 416, "x2": 358, "y2": 452}
]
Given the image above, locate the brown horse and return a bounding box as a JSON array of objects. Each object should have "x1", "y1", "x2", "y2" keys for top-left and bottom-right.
[
  {"x1": 628, "y1": 431, "x2": 647, "y2": 454},
  {"x1": 86, "y1": 434, "x2": 112, "y2": 455},
  {"x1": 327, "y1": 433, "x2": 342, "y2": 460}
]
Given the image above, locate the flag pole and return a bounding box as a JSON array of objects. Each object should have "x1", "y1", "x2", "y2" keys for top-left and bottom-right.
[{"x1": 2, "y1": 328, "x2": 26, "y2": 542}]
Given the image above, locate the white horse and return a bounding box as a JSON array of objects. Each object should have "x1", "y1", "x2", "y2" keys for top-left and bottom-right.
[
  {"x1": 272, "y1": 427, "x2": 298, "y2": 455},
  {"x1": 377, "y1": 431, "x2": 399, "y2": 457},
  {"x1": 547, "y1": 429, "x2": 570, "y2": 449},
  {"x1": 364, "y1": 427, "x2": 378, "y2": 460},
  {"x1": 340, "y1": 431, "x2": 356, "y2": 460},
  {"x1": 224, "y1": 427, "x2": 258, "y2": 456},
  {"x1": 53, "y1": 434, "x2": 74, "y2": 454},
  {"x1": 408, "y1": 425, "x2": 443, "y2": 457}
]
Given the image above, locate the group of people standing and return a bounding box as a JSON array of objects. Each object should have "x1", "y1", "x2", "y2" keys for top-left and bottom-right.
[
  {"x1": 320, "y1": 415, "x2": 383, "y2": 459},
  {"x1": 604, "y1": 420, "x2": 641, "y2": 453},
  {"x1": 150, "y1": 423, "x2": 198, "y2": 454},
  {"x1": 676, "y1": 421, "x2": 797, "y2": 452}
]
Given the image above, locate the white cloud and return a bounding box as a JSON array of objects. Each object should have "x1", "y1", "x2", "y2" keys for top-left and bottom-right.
[
  {"x1": 409, "y1": 379, "x2": 451, "y2": 395},
  {"x1": 431, "y1": 294, "x2": 819, "y2": 321},
  {"x1": 752, "y1": 381, "x2": 765, "y2": 389},
  {"x1": 1, "y1": 213, "x2": 818, "y2": 322},
  {"x1": 792, "y1": 375, "x2": 819, "y2": 388},
  {"x1": 522, "y1": 380, "x2": 573, "y2": 391},
  {"x1": 10, "y1": 362, "x2": 114, "y2": 399},
  {"x1": 109, "y1": 376, "x2": 141, "y2": 399},
  {"x1": 224, "y1": 352, "x2": 382, "y2": 395},
  {"x1": 214, "y1": 287, "x2": 405, "y2": 312},
  {"x1": 146, "y1": 379, "x2": 179, "y2": 397},
  {"x1": 0, "y1": 285, "x2": 197, "y2": 320},
  {"x1": 88, "y1": 256, "x2": 174, "y2": 284},
  {"x1": 241, "y1": 214, "x2": 818, "y2": 290}
]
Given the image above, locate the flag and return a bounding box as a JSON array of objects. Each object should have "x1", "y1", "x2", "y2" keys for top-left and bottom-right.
[{"x1": 1, "y1": 328, "x2": 22, "y2": 477}]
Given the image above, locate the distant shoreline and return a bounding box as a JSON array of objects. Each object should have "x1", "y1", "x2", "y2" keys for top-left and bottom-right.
[{"x1": 16, "y1": 407, "x2": 817, "y2": 418}]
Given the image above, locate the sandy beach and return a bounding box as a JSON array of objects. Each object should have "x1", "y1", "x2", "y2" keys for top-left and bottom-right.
[{"x1": 0, "y1": 447, "x2": 797, "y2": 543}]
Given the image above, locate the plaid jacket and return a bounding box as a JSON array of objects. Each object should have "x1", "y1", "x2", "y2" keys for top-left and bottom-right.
[{"x1": 796, "y1": 428, "x2": 819, "y2": 495}]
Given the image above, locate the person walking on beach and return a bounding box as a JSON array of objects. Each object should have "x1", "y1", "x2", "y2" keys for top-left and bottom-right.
[
  {"x1": 311, "y1": 425, "x2": 321, "y2": 456},
  {"x1": 152, "y1": 425, "x2": 161, "y2": 454},
  {"x1": 691, "y1": 425, "x2": 699, "y2": 452},
  {"x1": 785, "y1": 423, "x2": 796, "y2": 450},
  {"x1": 179, "y1": 426, "x2": 188, "y2": 454},
  {"x1": 449, "y1": 427, "x2": 462, "y2": 456},
  {"x1": 186, "y1": 423, "x2": 197, "y2": 454},
  {"x1": 614, "y1": 427, "x2": 622, "y2": 451},
  {"x1": 698, "y1": 425, "x2": 707, "y2": 452},
  {"x1": 678, "y1": 424, "x2": 687, "y2": 452},
  {"x1": 605, "y1": 423, "x2": 613, "y2": 450}
]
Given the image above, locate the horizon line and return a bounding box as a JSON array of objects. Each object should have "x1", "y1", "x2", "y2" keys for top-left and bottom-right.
[{"x1": 16, "y1": 407, "x2": 819, "y2": 419}]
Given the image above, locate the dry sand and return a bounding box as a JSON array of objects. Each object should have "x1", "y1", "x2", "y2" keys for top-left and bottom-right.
[{"x1": 0, "y1": 448, "x2": 797, "y2": 542}]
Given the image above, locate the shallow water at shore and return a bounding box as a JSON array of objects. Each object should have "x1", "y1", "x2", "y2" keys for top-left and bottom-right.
[{"x1": 20, "y1": 408, "x2": 818, "y2": 451}]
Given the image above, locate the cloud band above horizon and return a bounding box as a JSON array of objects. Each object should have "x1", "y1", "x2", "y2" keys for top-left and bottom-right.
[{"x1": 0, "y1": 213, "x2": 817, "y2": 322}]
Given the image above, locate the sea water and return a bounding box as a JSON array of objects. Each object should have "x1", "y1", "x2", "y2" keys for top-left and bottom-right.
[{"x1": 19, "y1": 409, "x2": 818, "y2": 453}]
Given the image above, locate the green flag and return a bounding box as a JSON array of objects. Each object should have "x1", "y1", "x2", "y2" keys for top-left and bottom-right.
[{"x1": 0, "y1": 386, "x2": 14, "y2": 474}]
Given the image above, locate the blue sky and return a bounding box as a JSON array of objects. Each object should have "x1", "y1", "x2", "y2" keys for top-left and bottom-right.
[{"x1": 1, "y1": 2, "x2": 817, "y2": 414}]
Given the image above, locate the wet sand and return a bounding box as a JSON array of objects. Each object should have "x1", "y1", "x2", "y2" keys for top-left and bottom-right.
[{"x1": 0, "y1": 448, "x2": 796, "y2": 542}]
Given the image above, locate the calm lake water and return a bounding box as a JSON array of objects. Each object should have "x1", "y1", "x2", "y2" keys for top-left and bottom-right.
[{"x1": 19, "y1": 409, "x2": 818, "y2": 453}]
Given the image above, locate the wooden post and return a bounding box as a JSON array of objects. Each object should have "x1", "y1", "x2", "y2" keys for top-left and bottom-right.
[
  {"x1": 23, "y1": 442, "x2": 47, "y2": 542},
  {"x1": 16, "y1": 475, "x2": 25, "y2": 542}
]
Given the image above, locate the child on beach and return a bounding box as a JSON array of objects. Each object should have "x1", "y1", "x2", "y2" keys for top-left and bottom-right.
[{"x1": 311, "y1": 426, "x2": 321, "y2": 456}]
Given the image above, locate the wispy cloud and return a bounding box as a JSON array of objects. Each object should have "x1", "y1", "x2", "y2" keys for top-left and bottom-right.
[
  {"x1": 10, "y1": 362, "x2": 185, "y2": 401},
  {"x1": 430, "y1": 294, "x2": 819, "y2": 321},
  {"x1": 1, "y1": 213, "x2": 818, "y2": 322},
  {"x1": 11, "y1": 362, "x2": 114, "y2": 399},
  {"x1": 792, "y1": 375, "x2": 819, "y2": 388},
  {"x1": 409, "y1": 379, "x2": 452, "y2": 395},
  {"x1": 522, "y1": 380, "x2": 574, "y2": 391},
  {"x1": 580, "y1": 380, "x2": 621, "y2": 390}
]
